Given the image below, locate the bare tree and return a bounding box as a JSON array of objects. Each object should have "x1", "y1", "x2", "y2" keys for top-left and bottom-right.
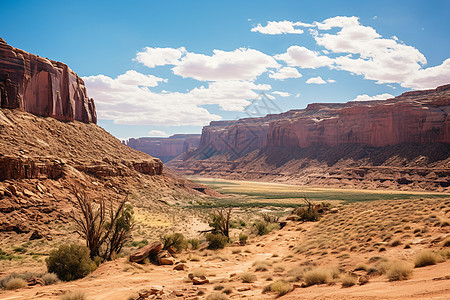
[
  {"x1": 208, "y1": 207, "x2": 232, "y2": 238},
  {"x1": 69, "y1": 186, "x2": 134, "y2": 260}
]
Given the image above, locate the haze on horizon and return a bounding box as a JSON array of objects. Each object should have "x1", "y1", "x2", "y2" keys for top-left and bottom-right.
[{"x1": 1, "y1": 0, "x2": 449, "y2": 140}]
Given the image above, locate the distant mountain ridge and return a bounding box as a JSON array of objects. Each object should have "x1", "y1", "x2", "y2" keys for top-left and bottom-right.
[
  {"x1": 127, "y1": 134, "x2": 201, "y2": 163},
  {"x1": 169, "y1": 85, "x2": 450, "y2": 191}
]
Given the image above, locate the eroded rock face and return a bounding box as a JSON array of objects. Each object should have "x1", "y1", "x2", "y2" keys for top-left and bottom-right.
[
  {"x1": 169, "y1": 85, "x2": 450, "y2": 191},
  {"x1": 195, "y1": 85, "x2": 450, "y2": 153},
  {"x1": 0, "y1": 37, "x2": 96, "y2": 123},
  {"x1": 127, "y1": 134, "x2": 201, "y2": 163}
]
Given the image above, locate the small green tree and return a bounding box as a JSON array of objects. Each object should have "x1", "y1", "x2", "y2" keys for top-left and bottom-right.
[
  {"x1": 161, "y1": 233, "x2": 187, "y2": 253},
  {"x1": 208, "y1": 207, "x2": 232, "y2": 238},
  {"x1": 46, "y1": 244, "x2": 96, "y2": 281}
]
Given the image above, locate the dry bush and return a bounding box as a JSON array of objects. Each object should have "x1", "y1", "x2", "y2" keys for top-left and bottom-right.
[
  {"x1": 263, "y1": 280, "x2": 293, "y2": 296},
  {"x1": 240, "y1": 272, "x2": 257, "y2": 283},
  {"x1": 161, "y1": 233, "x2": 187, "y2": 253},
  {"x1": 414, "y1": 250, "x2": 440, "y2": 268},
  {"x1": 70, "y1": 187, "x2": 133, "y2": 260},
  {"x1": 386, "y1": 261, "x2": 413, "y2": 281},
  {"x1": 304, "y1": 268, "x2": 330, "y2": 286},
  {"x1": 340, "y1": 274, "x2": 357, "y2": 287},
  {"x1": 60, "y1": 291, "x2": 86, "y2": 300},
  {"x1": 253, "y1": 260, "x2": 270, "y2": 271},
  {"x1": 42, "y1": 272, "x2": 59, "y2": 285},
  {"x1": 5, "y1": 278, "x2": 27, "y2": 290},
  {"x1": 192, "y1": 268, "x2": 207, "y2": 277}
]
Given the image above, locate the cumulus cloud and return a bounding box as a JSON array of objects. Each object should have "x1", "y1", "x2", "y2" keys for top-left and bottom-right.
[
  {"x1": 262, "y1": 16, "x2": 450, "y2": 89},
  {"x1": 251, "y1": 20, "x2": 310, "y2": 34},
  {"x1": 172, "y1": 48, "x2": 279, "y2": 81},
  {"x1": 272, "y1": 91, "x2": 291, "y2": 97},
  {"x1": 351, "y1": 93, "x2": 394, "y2": 101},
  {"x1": 306, "y1": 76, "x2": 327, "y2": 84},
  {"x1": 274, "y1": 46, "x2": 333, "y2": 69},
  {"x1": 116, "y1": 70, "x2": 167, "y2": 87},
  {"x1": 83, "y1": 71, "x2": 272, "y2": 125},
  {"x1": 148, "y1": 130, "x2": 168, "y2": 136},
  {"x1": 268, "y1": 67, "x2": 302, "y2": 80},
  {"x1": 135, "y1": 47, "x2": 186, "y2": 68}
]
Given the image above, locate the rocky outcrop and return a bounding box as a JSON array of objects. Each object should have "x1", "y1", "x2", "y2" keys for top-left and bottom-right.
[
  {"x1": 0, "y1": 37, "x2": 96, "y2": 123},
  {"x1": 169, "y1": 85, "x2": 450, "y2": 191},
  {"x1": 127, "y1": 134, "x2": 201, "y2": 163}
]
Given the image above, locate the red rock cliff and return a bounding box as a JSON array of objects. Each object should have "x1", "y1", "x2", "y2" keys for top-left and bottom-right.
[
  {"x1": 0, "y1": 37, "x2": 96, "y2": 123},
  {"x1": 195, "y1": 85, "x2": 450, "y2": 155}
]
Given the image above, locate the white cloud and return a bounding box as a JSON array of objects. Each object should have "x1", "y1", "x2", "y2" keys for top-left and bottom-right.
[
  {"x1": 83, "y1": 71, "x2": 272, "y2": 125},
  {"x1": 148, "y1": 130, "x2": 168, "y2": 137},
  {"x1": 306, "y1": 76, "x2": 327, "y2": 84},
  {"x1": 135, "y1": 46, "x2": 186, "y2": 68},
  {"x1": 327, "y1": 79, "x2": 336, "y2": 83},
  {"x1": 116, "y1": 70, "x2": 166, "y2": 87},
  {"x1": 272, "y1": 91, "x2": 291, "y2": 97},
  {"x1": 295, "y1": 93, "x2": 301, "y2": 98},
  {"x1": 274, "y1": 46, "x2": 333, "y2": 69},
  {"x1": 261, "y1": 16, "x2": 450, "y2": 89},
  {"x1": 251, "y1": 20, "x2": 307, "y2": 34},
  {"x1": 172, "y1": 48, "x2": 279, "y2": 81},
  {"x1": 351, "y1": 93, "x2": 394, "y2": 101},
  {"x1": 268, "y1": 67, "x2": 302, "y2": 80}
]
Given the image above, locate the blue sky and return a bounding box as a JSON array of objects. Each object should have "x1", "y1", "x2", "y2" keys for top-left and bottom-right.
[{"x1": 1, "y1": 0, "x2": 449, "y2": 140}]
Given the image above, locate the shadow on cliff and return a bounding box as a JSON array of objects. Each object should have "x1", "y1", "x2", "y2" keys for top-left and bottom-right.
[{"x1": 262, "y1": 143, "x2": 450, "y2": 168}]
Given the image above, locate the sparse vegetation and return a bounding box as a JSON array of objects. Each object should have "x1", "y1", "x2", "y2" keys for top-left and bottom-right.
[
  {"x1": 295, "y1": 198, "x2": 320, "y2": 222},
  {"x1": 5, "y1": 278, "x2": 27, "y2": 290},
  {"x1": 46, "y1": 244, "x2": 97, "y2": 281},
  {"x1": 42, "y1": 272, "x2": 60, "y2": 285},
  {"x1": 206, "y1": 233, "x2": 228, "y2": 250},
  {"x1": 340, "y1": 274, "x2": 357, "y2": 287},
  {"x1": 206, "y1": 293, "x2": 228, "y2": 300},
  {"x1": 188, "y1": 238, "x2": 200, "y2": 250},
  {"x1": 386, "y1": 261, "x2": 413, "y2": 281},
  {"x1": 304, "y1": 268, "x2": 330, "y2": 286},
  {"x1": 60, "y1": 291, "x2": 86, "y2": 300},
  {"x1": 414, "y1": 250, "x2": 439, "y2": 268},
  {"x1": 263, "y1": 280, "x2": 293, "y2": 296},
  {"x1": 239, "y1": 232, "x2": 248, "y2": 245},
  {"x1": 69, "y1": 186, "x2": 134, "y2": 260},
  {"x1": 240, "y1": 272, "x2": 257, "y2": 283},
  {"x1": 161, "y1": 233, "x2": 187, "y2": 253}
]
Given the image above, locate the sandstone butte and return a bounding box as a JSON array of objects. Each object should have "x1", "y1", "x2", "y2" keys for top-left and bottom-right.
[
  {"x1": 0, "y1": 38, "x2": 212, "y2": 234},
  {"x1": 168, "y1": 85, "x2": 450, "y2": 191},
  {"x1": 126, "y1": 134, "x2": 201, "y2": 163},
  {"x1": 0, "y1": 37, "x2": 96, "y2": 123}
]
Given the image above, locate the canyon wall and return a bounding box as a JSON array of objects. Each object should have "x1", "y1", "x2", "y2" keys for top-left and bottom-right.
[
  {"x1": 0, "y1": 37, "x2": 96, "y2": 123},
  {"x1": 169, "y1": 85, "x2": 450, "y2": 191},
  {"x1": 127, "y1": 134, "x2": 201, "y2": 162}
]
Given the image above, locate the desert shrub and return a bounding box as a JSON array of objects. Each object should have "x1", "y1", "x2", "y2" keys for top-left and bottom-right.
[
  {"x1": 240, "y1": 272, "x2": 257, "y2": 283},
  {"x1": 390, "y1": 239, "x2": 402, "y2": 247},
  {"x1": 253, "y1": 221, "x2": 279, "y2": 236},
  {"x1": 206, "y1": 293, "x2": 228, "y2": 300},
  {"x1": 340, "y1": 274, "x2": 357, "y2": 287},
  {"x1": 304, "y1": 268, "x2": 330, "y2": 286},
  {"x1": 253, "y1": 260, "x2": 270, "y2": 271},
  {"x1": 295, "y1": 198, "x2": 320, "y2": 222},
  {"x1": 46, "y1": 244, "x2": 97, "y2": 281},
  {"x1": 162, "y1": 233, "x2": 187, "y2": 253},
  {"x1": 443, "y1": 239, "x2": 450, "y2": 247},
  {"x1": 213, "y1": 284, "x2": 224, "y2": 290},
  {"x1": 188, "y1": 238, "x2": 199, "y2": 250},
  {"x1": 42, "y1": 272, "x2": 59, "y2": 285},
  {"x1": 60, "y1": 291, "x2": 86, "y2": 300},
  {"x1": 414, "y1": 250, "x2": 439, "y2": 268},
  {"x1": 70, "y1": 187, "x2": 134, "y2": 260},
  {"x1": 206, "y1": 233, "x2": 228, "y2": 250},
  {"x1": 222, "y1": 287, "x2": 233, "y2": 294},
  {"x1": 386, "y1": 261, "x2": 413, "y2": 281},
  {"x1": 5, "y1": 278, "x2": 27, "y2": 290},
  {"x1": 208, "y1": 208, "x2": 232, "y2": 238},
  {"x1": 263, "y1": 280, "x2": 293, "y2": 296},
  {"x1": 239, "y1": 233, "x2": 248, "y2": 245}
]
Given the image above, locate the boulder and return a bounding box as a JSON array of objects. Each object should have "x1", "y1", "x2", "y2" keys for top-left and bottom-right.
[
  {"x1": 173, "y1": 263, "x2": 187, "y2": 270},
  {"x1": 192, "y1": 275, "x2": 209, "y2": 285},
  {"x1": 129, "y1": 241, "x2": 162, "y2": 263},
  {"x1": 156, "y1": 250, "x2": 175, "y2": 265},
  {"x1": 27, "y1": 276, "x2": 45, "y2": 286}
]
